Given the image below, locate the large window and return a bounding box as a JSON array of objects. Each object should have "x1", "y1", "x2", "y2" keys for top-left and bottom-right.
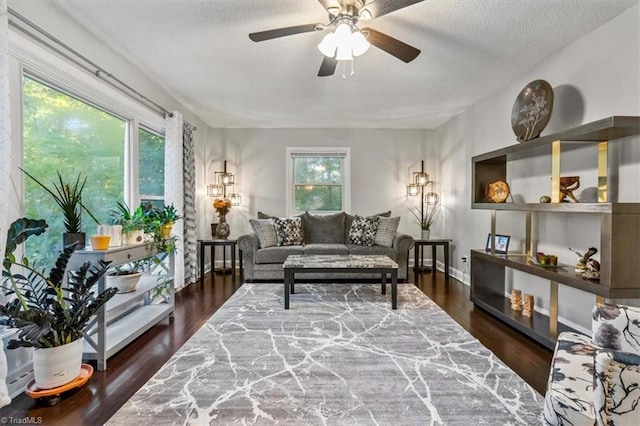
[
  {"x1": 22, "y1": 75, "x2": 164, "y2": 266},
  {"x1": 287, "y1": 148, "x2": 350, "y2": 215}
]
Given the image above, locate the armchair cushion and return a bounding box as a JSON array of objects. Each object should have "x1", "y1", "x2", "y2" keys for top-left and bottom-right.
[
  {"x1": 592, "y1": 304, "x2": 640, "y2": 353},
  {"x1": 593, "y1": 349, "x2": 640, "y2": 426}
]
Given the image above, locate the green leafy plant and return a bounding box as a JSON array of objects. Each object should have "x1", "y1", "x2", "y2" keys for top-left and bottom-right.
[
  {"x1": 20, "y1": 168, "x2": 100, "y2": 233},
  {"x1": 109, "y1": 202, "x2": 146, "y2": 234},
  {"x1": 0, "y1": 218, "x2": 118, "y2": 348},
  {"x1": 151, "y1": 204, "x2": 182, "y2": 225},
  {"x1": 410, "y1": 204, "x2": 439, "y2": 231}
]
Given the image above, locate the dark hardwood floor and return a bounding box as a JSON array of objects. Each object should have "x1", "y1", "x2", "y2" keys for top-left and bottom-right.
[{"x1": 0, "y1": 269, "x2": 552, "y2": 425}]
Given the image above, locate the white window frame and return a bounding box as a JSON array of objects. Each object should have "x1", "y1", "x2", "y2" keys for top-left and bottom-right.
[
  {"x1": 8, "y1": 29, "x2": 165, "y2": 213},
  {"x1": 286, "y1": 147, "x2": 350, "y2": 216}
]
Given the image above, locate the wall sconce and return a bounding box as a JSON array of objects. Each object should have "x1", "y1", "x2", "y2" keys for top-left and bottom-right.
[{"x1": 208, "y1": 160, "x2": 242, "y2": 205}]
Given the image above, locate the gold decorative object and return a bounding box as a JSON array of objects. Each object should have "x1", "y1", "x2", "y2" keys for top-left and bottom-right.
[
  {"x1": 539, "y1": 195, "x2": 551, "y2": 203},
  {"x1": 559, "y1": 176, "x2": 580, "y2": 202},
  {"x1": 510, "y1": 289, "x2": 523, "y2": 311},
  {"x1": 523, "y1": 294, "x2": 534, "y2": 317},
  {"x1": 486, "y1": 179, "x2": 510, "y2": 203}
]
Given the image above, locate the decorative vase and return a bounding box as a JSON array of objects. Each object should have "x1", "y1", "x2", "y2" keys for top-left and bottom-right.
[
  {"x1": 421, "y1": 229, "x2": 430, "y2": 240},
  {"x1": 215, "y1": 214, "x2": 230, "y2": 239},
  {"x1": 160, "y1": 223, "x2": 173, "y2": 239},
  {"x1": 63, "y1": 232, "x2": 86, "y2": 249},
  {"x1": 211, "y1": 223, "x2": 218, "y2": 238},
  {"x1": 32, "y1": 338, "x2": 83, "y2": 389}
]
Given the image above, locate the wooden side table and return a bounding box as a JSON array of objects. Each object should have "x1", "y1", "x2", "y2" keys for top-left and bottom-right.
[
  {"x1": 198, "y1": 239, "x2": 241, "y2": 285},
  {"x1": 413, "y1": 238, "x2": 452, "y2": 283}
]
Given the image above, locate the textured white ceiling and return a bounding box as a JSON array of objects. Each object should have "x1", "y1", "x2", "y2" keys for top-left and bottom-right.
[{"x1": 49, "y1": 0, "x2": 637, "y2": 129}]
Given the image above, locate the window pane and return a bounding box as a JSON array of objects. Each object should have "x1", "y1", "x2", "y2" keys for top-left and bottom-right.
[
  {"x1": 294, "y1": 185, "x2": 342, "y2": 212},
  {"x1": 23, "y1": 76, "x2": 126, "y2": 266},
  {"x1": 139, "y1": 127, "x2": 165, "y2": 200},
  {"x1": 294, "y1": 157, "x2": 342, "y2": 184}
]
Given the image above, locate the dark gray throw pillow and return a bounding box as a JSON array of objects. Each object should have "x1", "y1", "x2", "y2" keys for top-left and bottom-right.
[{"x1": 303, "y1": 212, "x2": 346, "y2": 244}]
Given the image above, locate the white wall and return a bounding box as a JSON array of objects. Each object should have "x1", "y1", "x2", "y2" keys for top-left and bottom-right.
[
  {"x1": 195, "y1": 128, "x2": 439, "y2": 240},
  {"x1": 434, "y1": 4, "x2": 640, "y2": 331}
]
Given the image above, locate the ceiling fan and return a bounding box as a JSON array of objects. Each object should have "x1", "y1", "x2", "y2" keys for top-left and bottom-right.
[{"x1": 249, "y1": 0, "x2": 423, "y2": 77}]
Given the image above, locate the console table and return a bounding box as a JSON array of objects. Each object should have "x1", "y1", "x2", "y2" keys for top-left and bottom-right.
[
  {"x1": 199, "y1": 239, "x2": 241, "y2": 285},
  {"x1": 413, "y1": 237, "x2": 452, "y2": 283}
]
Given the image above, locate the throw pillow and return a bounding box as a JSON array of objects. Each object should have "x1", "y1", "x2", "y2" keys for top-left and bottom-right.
[
  {"x1": 303, "y1": 212, "x2": 346, "y2": 244},
  {"x1": 374, "y1": 216, "x2": 400, "y2": 247},
  {"x1": 348, "y1": 215, "x2": 380, "y2": 246},
  {"x1": 592, "y1": 304, "x2": 640, "y2": 353},
  {"x1": 273, "y1": 217, "x2": 304, "y2": 246},
  {"x1": 345, "y1": 211, "x2": 391, "y2": 241},
  {"x1": 593, "y1": 349, "x2": 640, "y2": 426},
  {"x1": 249, "y1": 218, "x2": 277, "y2": 248}
]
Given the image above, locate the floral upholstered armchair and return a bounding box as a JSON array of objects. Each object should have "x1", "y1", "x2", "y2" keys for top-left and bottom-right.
[{"x1": 544, "y1": 304, "x2": 640, "y2": 425}]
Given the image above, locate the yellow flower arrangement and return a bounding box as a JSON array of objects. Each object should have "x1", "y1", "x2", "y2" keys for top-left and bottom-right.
[{"x1": 213, "y1": 198, "x2": 232, "y2": 216}]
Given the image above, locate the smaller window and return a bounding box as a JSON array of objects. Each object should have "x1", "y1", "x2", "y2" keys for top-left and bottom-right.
[
  {"x1": 139, "y1": 127, "x2": 165, "y2": 208},
  {"x1": 287, "y1": 147, "x2": 350, "y2": 215}
]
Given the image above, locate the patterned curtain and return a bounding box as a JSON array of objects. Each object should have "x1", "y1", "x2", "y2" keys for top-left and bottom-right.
[
  {"x1": 0, "y1": 0, "x2": 12, "y2": 408},
  {"x1": 182, "y1": 121, "x2": 197, "y2": 285},
  {"x1": 164, "y1": 112, "x2": 185, "y2": 289}
]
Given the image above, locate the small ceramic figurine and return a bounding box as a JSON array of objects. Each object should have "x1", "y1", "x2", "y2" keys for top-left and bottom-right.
[
  {"x1": 523, "y1": 294, "x2": 534, "y2": 317},
  {"x1": 510, "y1": 289, "x2": 523, "y2": 311},
  {"x1": 569, "y1": 247, "x2": 600, "y2": 280}
]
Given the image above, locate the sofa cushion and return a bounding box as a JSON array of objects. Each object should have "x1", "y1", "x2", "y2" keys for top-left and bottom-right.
[
  {"x1": 249, "y1": 218, "x2": 277, "y2": 248},
  {"x1": 302, "y1": 212, "x2": 346, "y2": 244},
  {"x1": 255, "y1": 245, "x2": 304, "y2": 264},
  {"x1": 348, "y1": 215, "x2": 380, "y2": 246},
  {"x1": 274, "y1": 217, "x2": 304, "y2": 246},
  {"x1": 304, "y1": 244, "x2": 349, "y2": 256},
  {"x1": 593, "y1": 349, "x2": 640, "y2": 426},
  {"x1": 345, "y1": 211, "x2": 391, "y2": 242},
  {"x1": 592, "y1": 304, "x2": 640, "y2": 354},
  {"x1": 347, "y1": 244, "x2": 396, "y2": 258},
  {"x1": 374, "y1": 216, "x2": 400, "y2": 248}
]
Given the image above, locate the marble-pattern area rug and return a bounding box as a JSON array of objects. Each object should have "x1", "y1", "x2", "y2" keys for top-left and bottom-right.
[{"x1": 108, "y1": 284, "x2": 543, "y2": 425}]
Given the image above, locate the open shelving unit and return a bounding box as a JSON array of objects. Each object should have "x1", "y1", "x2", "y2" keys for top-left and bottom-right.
[
  {"x1": 470, "y1": 116, "x2": 640, "y2": 349},
  {"x1": 68, "y1": 242, "x2": 175, "y2": 371}
]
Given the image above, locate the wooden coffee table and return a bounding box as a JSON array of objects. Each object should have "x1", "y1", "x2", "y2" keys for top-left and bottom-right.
[{"x1": 282, "y1": 254, "x2": 399, "y2": 310}]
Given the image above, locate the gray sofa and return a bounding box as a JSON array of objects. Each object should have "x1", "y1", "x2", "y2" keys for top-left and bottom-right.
[{"x1": 238, "y1": 211, "x2": 414, "y2": 282}]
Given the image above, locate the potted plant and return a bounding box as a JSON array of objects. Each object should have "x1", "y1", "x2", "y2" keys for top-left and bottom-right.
[
  {"x1": 0, "y1": 218, "x2": 118, "y2": 389},
  {"x1": 410, "y1": 204, "x2": 439, "y2": 239},
  {"x1": 151, "y1": 204, "x2": 182, "y2": 239},
  {"x1": 105, "y1": 261, "x2": 144, "y2": 293},
  {"x1": 20, "y1": 168, "x2": 100, "y2": 249},
  {"x1": 109, "y1": 202, "x2": 146, "y2": 245}
]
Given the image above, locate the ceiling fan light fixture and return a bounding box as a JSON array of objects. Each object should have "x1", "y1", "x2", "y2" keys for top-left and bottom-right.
[
  {"x1": 335, "y1": 44, "x2": 353, "y2": 61},
  {"x1": 350, "y1": 30, "x2": 370, "y2": 56},
  {"x1": 333, "y1": 23, "x2": 352, "y2": 44},
  {"x1": 318, "y1": 32, "x2": 337, "y2": 57},
  {"x1": 359, "y1": 9, "x2": 372, "y2": 20}
]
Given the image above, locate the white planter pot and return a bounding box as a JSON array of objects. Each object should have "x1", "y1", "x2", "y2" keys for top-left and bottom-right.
[
  {"x1": 32, "y1": 338, "x2": 83, "y2": 389},
  {"x1": 123, "y1": 230, "x2": 144, "y2": 245},
  {"x1": 106, "y1": 272, "x2": 142, "y2": 293}
]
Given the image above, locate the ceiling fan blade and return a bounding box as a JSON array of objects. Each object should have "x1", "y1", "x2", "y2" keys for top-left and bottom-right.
[
  {"x1": 363, "y1": 27, "x2": 420, "y2": 63},
  {"x1": 249, "y1": 24, "x2": 320, "y2": 42},
  {"x1": 318, "y1": 56, "x2": 338, "y2": 77},
  {"x1": 359, "y1": 0, "x2": 425, "y2": 20}
]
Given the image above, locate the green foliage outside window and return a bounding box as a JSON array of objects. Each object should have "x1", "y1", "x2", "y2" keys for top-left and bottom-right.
[
  {"x1": 23, "y1": 76, "x2": 126, "y2": 266},
  {"x1": 294, "y1": 157, "x2": 343, "y2": 212}
]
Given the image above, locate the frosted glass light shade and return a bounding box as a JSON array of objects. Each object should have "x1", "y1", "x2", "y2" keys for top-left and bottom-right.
[
  {"x1": 318, "y1": 32, "x2": 337, "y2": 57},
  {"x1": 351, "y1": 31, "x2": 370, "y2": 56}
]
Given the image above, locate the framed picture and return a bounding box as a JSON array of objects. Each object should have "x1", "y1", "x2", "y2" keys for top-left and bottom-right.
[{"x1": 486, "y1": 234, "x2": 510, "y2": 254}]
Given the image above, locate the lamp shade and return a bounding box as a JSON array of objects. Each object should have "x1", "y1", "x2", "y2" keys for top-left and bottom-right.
[
  {"x1": 425, "y1": 192, "x2": 439, "y2": 205},
  {"x1": 351, "y1": 31, "x2": 370, "y2": 57},
  {"x1": 414, "y1": 172, "x2": 429, "y2": 186},
  {"x1": 207, "y1": 184, "x2": 224, "y2": 198},
  {"x1": 407, "y1": 183, "x2": 420, "y2": 196},
  {"x1": 229, "y1": 193, "x2": 242, "y2": 206},
  {"x1": 318, "y1": 32, "x2": 337, "y2": 57}
]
